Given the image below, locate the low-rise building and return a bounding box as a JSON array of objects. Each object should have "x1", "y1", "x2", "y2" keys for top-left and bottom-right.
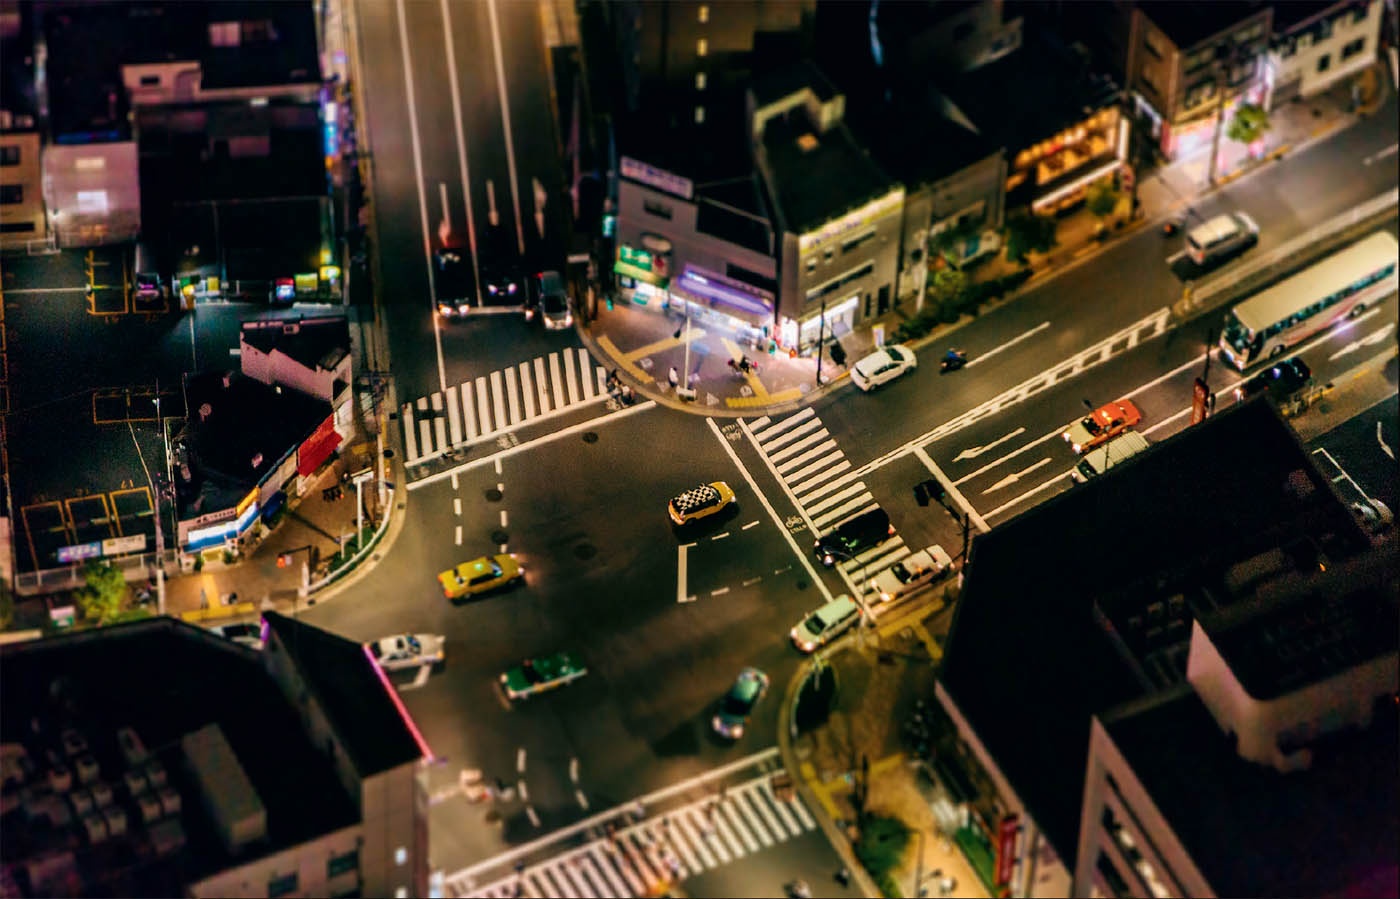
[
  {"x1": 750, "y1": 62, "x2": 904, "y2": 352},
  {"x1": 1264, "y1": 0, "x2": 1383, "y2": 107},
  {"x1": 930, "y1": 399, "x2": 1393, "y2": 897},
  {"x1": 0, "y1": 612, "x2": 431, "y2": 899},
  {"x1": 239, "y1": 316, "x2": 353, "y2": 406}
]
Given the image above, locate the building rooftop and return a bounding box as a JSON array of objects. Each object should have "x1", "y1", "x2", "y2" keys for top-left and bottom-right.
[
  {"x1": 1104, "y1": 684, "x2": 1399, "y2": 898},
  {"x1": 759, "y1": 105, "x2": 897, "y2": 235},
  {"x1": 0, "y1": 0, "x2": 38, "y2": 128},
  {"x1": 1270, "y1": 0, "x2": 1348, "y2": 34},
  {"x1": 240, "y1": 315, "x2": 350, "y2": 375},
  {"x1": 0, "y1": 618, "x2": 358, "y2": 897},
  {"x1": 846, "y1": 86, "x2": 999, "y2": 190},
  {"x1": 749, "y1": 58, "x2": 837, "y2": 109},
  {"x1": 1137, "y1": 0, "x2": 1270, "y2": 49},
  {"x1": 174, "y1": 371, "x2": 330, "y2": 518},
  {"x1": 942, "y1": 29, "x2": 1119, "y2": 158},
  {"x1": 262, "y1": 613, "x2": 425, "y2": 777},
  {"x1": 939, "y1": 399, "x2": 1373, "y2": 863}
]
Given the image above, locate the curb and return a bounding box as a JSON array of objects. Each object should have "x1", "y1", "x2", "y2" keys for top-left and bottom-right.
[{"x1": 776, "y1": 641, "x2": 883, "y2": 899}]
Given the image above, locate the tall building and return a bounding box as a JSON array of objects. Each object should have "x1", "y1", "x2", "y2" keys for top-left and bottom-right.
[
  {"x1": 929, "y1": 398, "x2": 1396, "y2": 897},
  {"x1": 0, "y1": 613, "x2": 432, "y2": 898}
]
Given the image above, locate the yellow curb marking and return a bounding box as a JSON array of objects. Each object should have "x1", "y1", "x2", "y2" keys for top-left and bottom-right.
[
  {"x1": 595, "y1": 334, "x2": 654, "y2": 384},
  {"x1": 725, "y1": 387, "x2": 804, "y2": 408},
  {"x1": 913, "y1": 620, "x2": 943, "y2": 661},
  {"x1": 626, "y1": 326, "x2": 707, "y2": 361}
]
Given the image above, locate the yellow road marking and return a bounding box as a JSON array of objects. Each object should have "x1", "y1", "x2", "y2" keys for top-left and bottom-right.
[
  {"x1": 913, "y1": 621, "x2": 942, "y2": 661},
  {"x1": 595, "y1": 335, "x2": 654, "y2": 384},
  {"x1": 624, "y1": 327, "x2": 706, "y2": 361}
]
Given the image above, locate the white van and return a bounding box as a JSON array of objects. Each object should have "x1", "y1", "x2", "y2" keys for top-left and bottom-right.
[
  {"x1": 790, "y1": 595, "x2": 862, "y2": 653},
  {"x1": 1186, "y1": 212, "x2": 1259, "y2": 265},
  {"x1": 1071, "y1": 431, "x2": 1150, "y2": 483}
]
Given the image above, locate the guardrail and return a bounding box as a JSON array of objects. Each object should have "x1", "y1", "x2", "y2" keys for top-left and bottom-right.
[
  {"x1": 1181, "y1": 188, "x2": 1400, "y2": 317},
  {"x1": 304, "y1": 485, "x2": 395, "y2": 596},
  {"x1": 13, "y1": 550, "x2": 178, "y2": 597}
]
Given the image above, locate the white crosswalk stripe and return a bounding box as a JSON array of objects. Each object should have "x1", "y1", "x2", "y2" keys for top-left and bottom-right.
[
  {"x1": 450, "y1": 773, "x2": 818, "y2": 898},
  {"x1": 744, "y1": 411, "x2": 910, "y2": 594},
  {"x1": 400, "y1": 349, "x2": 612, "y2": 466}
]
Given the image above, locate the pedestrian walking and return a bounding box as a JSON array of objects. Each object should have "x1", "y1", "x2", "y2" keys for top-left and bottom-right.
[
  {"x1": 668, "y1": 366, "x2": 680, "y2": 388},
  {"x1": 835, "y1": 866, "x2": 850, "y2": 887}
]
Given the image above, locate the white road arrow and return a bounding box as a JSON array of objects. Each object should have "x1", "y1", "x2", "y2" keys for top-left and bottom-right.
[
  {"x1": 983, "y1": 458, "x2": 1052, "y2": 494},
  {"x1": 954, "y1": 427, "x2": 1027, "y2": 462},
  {"x1": 1329, "y1": 322, "x2": 1395, "y2": 361}
]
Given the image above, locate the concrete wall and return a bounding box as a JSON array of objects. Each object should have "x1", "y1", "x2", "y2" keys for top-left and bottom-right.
[
  {"x1": 616, "y1": 178, "x2": 776, "y2": 285},
  {"x1": 0, "y1": 131, "x2": 46, "y2": 244},
  {"x1": 189, "y1": 822, "x2": 362, "y2": 899},
  {"x1": 359, "y1": 764, "x2": 429, "y2": 899}
]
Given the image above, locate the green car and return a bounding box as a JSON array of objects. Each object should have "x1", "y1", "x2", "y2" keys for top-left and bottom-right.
[{"x1": 500, "y1": 651, "x2": 588, "y2": 700}]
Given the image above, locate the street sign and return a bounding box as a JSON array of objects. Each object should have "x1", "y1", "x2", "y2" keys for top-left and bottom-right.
[
  {"x1": 102, "y1": 534, "x2": 147, "y2": 556},
  {"x1": 57, "y1": 541, "x2": 103, "y2": 563}
]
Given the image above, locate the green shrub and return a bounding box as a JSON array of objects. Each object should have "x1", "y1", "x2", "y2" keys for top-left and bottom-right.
[
  {"x1": 855, "y1": 815, "x2": 912, "y2": 879},
  {"x1": 877, "y1": 871, "x2": 904, "y2": 898},
  {"x1": 937, "y1": 301, "x2": 960, "y2": 324}
]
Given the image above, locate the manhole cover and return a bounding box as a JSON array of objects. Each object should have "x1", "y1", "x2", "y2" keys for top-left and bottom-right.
[
  {"x1": 491, "y1": 529, "x2": 509, "y2": 544},
  {"x1": 582, "y1": 431, "x2": 599, "y2": 443},
  {"x1": 574, "y1": 542, "x2": 597, "y2": 560},
  {"x1": 795, "y1": 579, "x2": 808, "y2": 590},
  {"x1": 485, "y1": 488, "x2": 503, "y2": 502}
]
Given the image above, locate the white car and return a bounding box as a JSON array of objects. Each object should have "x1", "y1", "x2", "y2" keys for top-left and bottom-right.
[
  {"x1": 849, "y1": 344, "x2": 917, "y2": 391},
  {"x1": 367, "y1": 634, "x2": 446, "y2": 671},
  {"x1": 868, "y1": 545, "x2": 953, "y2": 602}
]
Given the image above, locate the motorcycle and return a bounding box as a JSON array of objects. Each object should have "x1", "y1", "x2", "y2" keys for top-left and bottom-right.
[
  {"x1": 939, "y1": 350, "x2": 968, "y2": 374},
  {"x1": 1163, "y1": 208, "x2": 1191, "y2": 237}
]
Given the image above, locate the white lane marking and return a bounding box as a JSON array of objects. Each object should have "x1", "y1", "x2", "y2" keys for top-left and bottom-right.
[
  {"x1": 750, "y1": 407, "x2": 813, "y2": 442},
  {"x1": 517, "y1": 748, "x2": 527, "y2": 773},
  {"x1": 454, "y1": 497, "x2": 461, "y2": 516},
  {"x1": 913, "y1": 446, "x2": 990, "y2": 534},
  {"x1": 1166, "y1": 249, "x2": 1187, "y2": 265},
  {"x1": 742, "y1": 576, "x2": 762, "y2": 586},
  {"x1": 446, "y1": 384, "x2": 463, "y2": 445},
  {"x1": 495, "y1": 457, "x2": 502, "y2": 475},
  {"x1": 762, "y1": 417, "x2": 823, "y2": 452},
  {"x1": 767, "y1": 427, "x2": 829, "y2": 463},
  {"x1": 451, "y1": 473, "x2": 459, "y2": 490},
  {"x1": 569, "y1": 757, "x2": 580, "y2": 783},
  {"x1": 953, "y1": 427, "x2": 1027, "y2": 462},
  {"x1": 550, "y1": 352, "x2": 566, "y2": 411},
  {"x1": 409, "y1": 401, "x2": 658, "y2": 489},
  {"x1": 741, "y1": 520, "x2": 760, "y2": 530},
  {"x1": 491, "y1": 370, "x2": 507, "y2": 433},
  {"x1": 575, "y1": 788, "x2": 590, "y2": 810},
  {"x1": 462, "y1": 381, "x2": 479, "y2": 440},
  {"x1": 776, "y1": 439, "x2": 839, "y2": 475},
  {"x1": 1379, "y1": 421, "x2": 1395, "y2": 461},
  {"x1": 497, "y1": 482, "x2": 505, "y2": 493},
  {"x1": 517, "y1": 779, "x2": 529, "y2": 801},
  {"x1": 675, "y1": 812, "x2": 716, "y2": 869},
  {"x1": 1363, "y1": 143, "x2": 1398, "y2": 165},
  {"x1": 985, "y1": 471, "x2": 1076, "y2": 520},
  {"x1": 485, "y1": 0, "x2": 526, "y2": 253},
  {"x1": 710, "y1": 587, "x2": 730, "y2": 596},
  {"x1": 965, "y1": 321, "x2": 1051, "y2": 367},
  {"x1": 438, "y1": 0, "x2": 483, "y2": 306},
  {"x1": 1142, "y1": 406, "x2": 1193, "y2": 436},
  {"x1": 722, "y1": 800, "x2": 761, "y2": 852},
  {"x1": 505, "y1": 366, "x2": 522, "y2": 425},
  {"x1": 565, "y1": 347, "x2": 581, "y2": 405},
  {"x1": 678, "y1": 544, "x2": 695, "y2": 603},
  {"x1": 520, "y1": 362, "x2": 537, "y2": 419},
  {"x1": 984, "y1": 458, "x2": 1052, "y2": 493},
  {"x1": 394, "y1": 0, "x2": 448, "y2": 394},
  {"x1": 500, "y1": 509, "x2": 508, "y2": 527},
  {"x1": 534, "y1": 356, "x2": 551, "y2": 413},
  {"x1": 454, "y1": 525, "x2": 462, "y2": 545},
  {"x1": 476, "y1": 376, "x2": 492, "y2": 435},
  {"x1": 526, "y1": 805, "x2": 541, "y2": 827},
  {"x1": 711, "y1": 532, "x2": 730, "y2": 541},
  {"x1": 1329, "y1": 322, "x2": 1396, "y2": 361}
]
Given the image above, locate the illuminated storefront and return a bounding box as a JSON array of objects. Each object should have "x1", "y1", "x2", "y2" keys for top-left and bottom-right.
[
  {"x1": 1003, "y1": 107, "x2": 1129, "y2": 215},
  {"x1": 668, "y1": 263, "x2": 775, "y2": 345}
]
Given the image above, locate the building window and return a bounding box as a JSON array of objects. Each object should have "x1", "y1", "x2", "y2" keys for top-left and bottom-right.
[
  {"x1": 823, "y1": 247, "x2": 835, "y2": 261},
  {"x1": 1341, "y1": 37, "x2": 1366, "y2": 60},
  {"x1": 696, "y1": 71, "x2": 707, "y2": 90},
  {"x1": 0, "y1": 146, "x2": 19, "y2": 166},
  {"x1": 841, "y1": 230, "x2": 877, "y2": 254},
  {"x1": 1142, "y1": 33, "x2": 1162, "y2": 60},
  {"x1": 697, "y1": 38, "x2": 707, "y2": 57},
  {"x1": 329, "y1": 849, "x2": 359, "y2": 878},
  {"x1": 1299, "y1": 32, "x2": 1313, "y2": 50},
  {"x1": 0, "y1": 184, "x2": 21, "y2": 205},
  {"x1": 1317, "y1": 53, "x2": 1331, "y2": 72},
  {"x1": 805, "y1": 256, "x2": 818, "y2": 274},
  {"x1": 698, "y1": 4, "x2": 709, "y2": 23},
  {"x1": 268, "y1": 873, "x2": 299, "y2": 898},
  {"x1": 208, "y1": 21, "x2": 240, "y2": 46},
  {"x1": 806, "y1": 261, "x2": 874, "y2": 302},
  {"x1": 1234, "y1": 22, "x2": 1264, "y2": 44},
  {"x1": 643, "y1": 199, "x2": 673, "y2": 220}
]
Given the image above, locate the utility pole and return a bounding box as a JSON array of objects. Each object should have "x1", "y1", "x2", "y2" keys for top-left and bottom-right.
[{"x1": 815, "y1": 296, "x2": 827, "y2": 386}]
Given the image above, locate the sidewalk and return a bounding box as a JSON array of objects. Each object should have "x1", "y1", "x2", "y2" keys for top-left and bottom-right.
[
  {"x1": 777, "y1": 589, "x2": 988, "y2": 899},
  {"x1": 584, "y1": 59, "x2": 1387, "y2": 421}
]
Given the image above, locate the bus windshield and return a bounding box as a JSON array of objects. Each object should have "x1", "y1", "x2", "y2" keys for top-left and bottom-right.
[{"x1": 1221, "y1": 312, "x2": 1253, "y2": 356}]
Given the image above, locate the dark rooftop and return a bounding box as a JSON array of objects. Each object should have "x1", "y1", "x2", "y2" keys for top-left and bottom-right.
[
  {"x1": 939, "y1": 400, "x2": 1372, "y2": 863},
  {"x1": 0, "y1": 618, "x2": 358, "y2": 896},
  {"x1": 1270, "y1": 0, "x2": 1348, "y2": 33},
  {"x1": 846, "y1": 86, "x2": 999, "y2": 190},
  {"x1": 1137, "y1": 0, "x2": 1270, "y2": 49},
  {"x1": 262, "y1": 613, "x2": 425, "y2": 777},
  {"x1": 749, "y1": 58, "x2": 838, "y2": 109},
  {"x1": 241, "y1": 315, "x2": 350, "y2": 374},
  {"x1": 175, "y1": 371, "x2": 330, "y2": 517},
  {"x1": 759, "y1": 105, "x2": 898, "y2": 235},
  {"x1": 1104, "y1": 687, "x2": 1399, "y2": 898},
  {"x1": 943, "y1": 29, "x2": 1119, "y2": 157},
  {"x1": 0, "y1": 0, "x2": 38, "y2": 127}
]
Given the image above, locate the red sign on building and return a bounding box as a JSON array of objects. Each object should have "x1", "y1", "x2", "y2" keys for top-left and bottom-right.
[
  {"x1": 996, "y1": 814, "x2": 1019, "y2": 886},
  {"x1": 1191, "y1": 377, "x2": 1213, "y2": 425},
  {"x1": 298, "y1": 413, "x2": 342, "y2": 477}
]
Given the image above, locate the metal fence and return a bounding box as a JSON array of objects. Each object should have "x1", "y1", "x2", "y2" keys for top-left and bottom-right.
[{"x1": 13, "y1": 549, "x2": 179, "y2": 597}]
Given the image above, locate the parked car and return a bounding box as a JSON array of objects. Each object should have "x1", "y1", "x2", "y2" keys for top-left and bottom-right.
[
  {"x1": 1234, "y1": 357, "x2": 1312, "y2": 403},
  {"x1": 1071, "y1": 431, "x2": 1151, "y2": 483},
  {"x1": 367, "y1": 633, "x2": 446, "y2": 671},
  {"x1": 868, "y1": 545, "x2": 953, "y2": 603},
  {"x1": 813, "y1": 508, "x2": 894, "y2": 567},
  {"x1": 712, "y1": 668, "x2": 770, "y2": 739},
  {"x1": 849, "y1": 344, "x2": 917, "y2": 392}
]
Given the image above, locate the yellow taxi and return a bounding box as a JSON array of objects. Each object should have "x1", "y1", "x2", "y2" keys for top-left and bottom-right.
[
  {"x1": 668, "y1": 481, "x2": 736, "y2": 526},
  {"x1": 438, "y1": 554, "x2": 523, "y2": 599}
]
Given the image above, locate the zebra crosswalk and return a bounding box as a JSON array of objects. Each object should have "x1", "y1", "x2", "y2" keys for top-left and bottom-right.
[
  {"x1": 449, "y1": 774, "x2": 818, "y2": 898},
  {"x1": 743, "y1": 408, "x2": 909, "y2": 596},
  {"x1": 401, "y1": 348, "x2": 609, "y2": 466}
]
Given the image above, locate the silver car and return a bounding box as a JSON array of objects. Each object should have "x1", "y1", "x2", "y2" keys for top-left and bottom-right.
[{"x1": 367, "y1": 634, "x2": 446, "y2": 671}]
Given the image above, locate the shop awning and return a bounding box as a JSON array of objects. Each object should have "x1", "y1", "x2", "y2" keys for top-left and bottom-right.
[
  {"x1": 671, "y1": 263, "x2": 775, "y2": 328},
  {"x1": 613, "y1": 260, "x2": 668, "y2": 288}
]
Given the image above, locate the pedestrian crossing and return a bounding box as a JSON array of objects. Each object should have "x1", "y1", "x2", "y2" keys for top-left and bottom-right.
[
  {"x1": 744, "y1": 408, "x2": 909, "y2": 596},
  {"x1": 449, "y1": 774, "x2": 818, "y2": 898},
  {"x1": 401, "y1": 348, "x2": 609, "y2": 466}
]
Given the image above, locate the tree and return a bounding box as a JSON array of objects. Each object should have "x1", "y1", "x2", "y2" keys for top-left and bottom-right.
[
  {"x1": 73, "y1": 562, "x2": 128, "y2": 626},
  {"x1": 1004, "y1": 212, "x2": 1056, "y2": 263},
  {"x1": 927, "y1": 266, "x2": 967, "y2": 307},
  {"x1": 854, "y1": 814, "x2": 912, "y2": 879},
  {"x1": 928, "y1": 218, "x2": 981, "y2": 266},
  {"x1": 1226, "y1": 103, "x2": 1270, "y2": 149},
  {"x1": 1086, "y1": 177, "x2": 1122, "y2": 236}
]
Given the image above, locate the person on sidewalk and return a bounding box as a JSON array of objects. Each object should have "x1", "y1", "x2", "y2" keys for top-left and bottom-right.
[{"x1": 668, "y1": 366, "x2": 680, "y2": 389}]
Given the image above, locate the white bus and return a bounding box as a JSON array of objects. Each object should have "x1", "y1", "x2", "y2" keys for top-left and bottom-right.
[{"x1": 1218, "y1": 231, "x2": 1398, "y2": 370}]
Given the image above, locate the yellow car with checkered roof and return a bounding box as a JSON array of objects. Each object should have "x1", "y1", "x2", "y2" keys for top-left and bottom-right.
[{"x1": 668, "y1": 481, "x2": 737, "y2": 526}]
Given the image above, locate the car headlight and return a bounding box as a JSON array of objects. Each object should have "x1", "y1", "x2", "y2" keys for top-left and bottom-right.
[
  {"x1": 1234, "y1": 387, "x2": 1244, "y2": 401},
  {"x1": 563, "y1": 313, "x2": 573, "y2": 326},
  {"x1": 508, "y1": 283, "x2": 518, "y2": 294},
  {"x1": 438, "y1": 304, "x2": 452, "y2": 316},
  {"x1": 1061, "y1": 432, "x2": 1071, "y2": 442},
  {"x1": 823, "y1": 554, "x2": 834, "y2": 566},
  {"x1": 1072, "y1": 442, "x2": 1082, "y2": 453}
]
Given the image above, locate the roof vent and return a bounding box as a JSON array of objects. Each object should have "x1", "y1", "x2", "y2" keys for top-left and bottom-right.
[{"x1": 796, "y1": 133, "x2": 819, "y2": 153}]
